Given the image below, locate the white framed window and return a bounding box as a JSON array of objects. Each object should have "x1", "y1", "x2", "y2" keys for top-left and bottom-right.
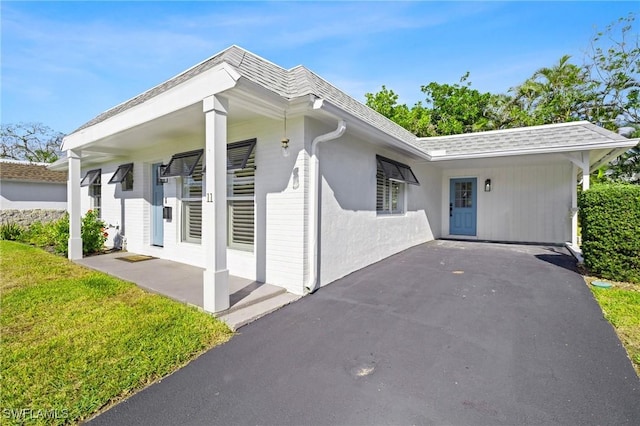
[
  {"x1": 181, "y1": 160, "x2": 203, "y2": 243},
  {"x1": 227, "y1": 139, "x2": 256, "y2": 250},
  {"x1": 376, "y1": 155, "x2": 419, "y2": 215},
  {"x1": 108, "y1": 163, "x2": 134, "y2": 191},
  {"x1": 81, "y1": 169, "x2": 102, "y2": 218}
]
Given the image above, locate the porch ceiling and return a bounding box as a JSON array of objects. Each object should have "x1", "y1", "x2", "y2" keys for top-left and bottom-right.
[{"x1": 76, "y1": 94, "x2": 271, "y2": 164}]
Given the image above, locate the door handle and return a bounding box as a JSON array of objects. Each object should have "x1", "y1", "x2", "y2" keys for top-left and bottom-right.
[{"x1": 449, "y1": 203, "x2": 453, "y2": 217}]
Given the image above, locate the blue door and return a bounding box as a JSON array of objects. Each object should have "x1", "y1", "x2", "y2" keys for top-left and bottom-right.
[
  {"x1": 449, "y1": 178, "x2": 477, "y2": 236},
  {"x1": 152, "y1": 163, "x2": 164, "y2": 247}
]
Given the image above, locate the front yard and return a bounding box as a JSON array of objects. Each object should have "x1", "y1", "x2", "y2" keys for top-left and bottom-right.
[{"x1": 0, "y1": 241, "x2": 233, "y2": 425}]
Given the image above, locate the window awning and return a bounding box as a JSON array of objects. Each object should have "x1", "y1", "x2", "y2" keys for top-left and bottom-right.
[
  {"x1": 108, "y1": 163, "x2": 133, "y2": 184},
  {"x1": 80, "y1": 169, "x2": 101, "y2": 187},
  {"x1": 161, "y1": 149, "x2": 203, "y2": 177},
  {"x1": 227, "y1": 139, "x2": 256, "y2": 170},
  {"x1": 376, "y1": 155, "x2": 419, "y2": 185}
]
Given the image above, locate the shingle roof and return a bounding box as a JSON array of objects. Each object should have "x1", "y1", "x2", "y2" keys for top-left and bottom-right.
[
  {"x1": 415, "y1": 121, "x2": 635, "y2": 157},
  {"x1": 0, "y1": 160, "x2": 67, "y2": 183},
  {"x1": 71, "y1": 45, "x2": 420, "y2": 148}
]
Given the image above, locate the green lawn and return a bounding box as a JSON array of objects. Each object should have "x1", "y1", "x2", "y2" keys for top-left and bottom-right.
[
  {"x1": 0, "y1": 241, "x2": 233, "y2": 425},
  {"x1": 587, "y1": 277, "x2": 640, "y2": 377}
]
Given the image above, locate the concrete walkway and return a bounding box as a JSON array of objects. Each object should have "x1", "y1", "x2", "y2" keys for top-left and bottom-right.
[{"x1": 76, "y1": 251, "x2": 300, "y2": 330}]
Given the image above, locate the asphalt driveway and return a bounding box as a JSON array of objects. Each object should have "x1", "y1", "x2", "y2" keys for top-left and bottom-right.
[{"x1": 90, "y1": 240, "x2": 640, "y2": 425}]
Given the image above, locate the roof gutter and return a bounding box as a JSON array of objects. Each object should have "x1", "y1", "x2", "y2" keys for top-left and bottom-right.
[{"x1": 305, "y1": 113, "x2": 347, "y2": 294}]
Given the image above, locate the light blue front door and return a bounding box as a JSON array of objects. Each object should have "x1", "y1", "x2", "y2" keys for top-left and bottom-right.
[
  {"x1": 449, "y1": 178, "x2": 477, "y2": 236},
  {"x1": 152, "y1": 163, "x2": 164, "y2": 247}
]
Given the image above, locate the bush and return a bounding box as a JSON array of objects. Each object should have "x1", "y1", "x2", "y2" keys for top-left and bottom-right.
[
  {"x1": 0, "y1": 222, "x2": 24, "y2": 241},
  {"x1": 81, "y1": 209, "x2": 107, "y2": 254},
  {"x1": 579, "y1": 184, "x2": 640, "y2": 283},
  {"x1": 18, "y1": 211, "x2": 107, "y2": 256}
]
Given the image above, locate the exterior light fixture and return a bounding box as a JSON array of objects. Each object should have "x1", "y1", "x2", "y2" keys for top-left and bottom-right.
[
  {"x1": 281, "y1": 111, "x2": 290, "y2": 157},
  {"x1": 281, "y1": 138, "x2": 290, "y2": 157},
  {"x1": 484, "y1": 178, "x2": 492, "y2": 192}
]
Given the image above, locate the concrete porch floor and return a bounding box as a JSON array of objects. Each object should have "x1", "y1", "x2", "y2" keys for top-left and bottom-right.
[{"x1": 75, "y1": 251, "x2": 300, "y2": 330}]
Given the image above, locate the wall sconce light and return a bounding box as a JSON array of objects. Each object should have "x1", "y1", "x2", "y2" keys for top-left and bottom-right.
[
  {"x1": 281, "y1": 110, "x2": 290, "y2": 158},
  {"x1": 484, "y1": 178, "x2": 492, "y2": 192},
  {"x1": 281, "y1": 137, "x2": 290, "y2": 157}
]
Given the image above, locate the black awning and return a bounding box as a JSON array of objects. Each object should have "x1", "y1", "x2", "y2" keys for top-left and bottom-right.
[
  {"x1": 108, "y1": 163, "x2": 133, "y2": 184},
  {"x1": 161, "y1": 149, "x2": 203, "y2": 177},
  {"x1": 376, "y1": 155, "x2": 419, "y2": 185},
  {"x1": 227, "y1": 139, "x2": 256, "y2": 170},
  {"x1": 80, "y1": 169, "x2": 101, "y2": 187}
]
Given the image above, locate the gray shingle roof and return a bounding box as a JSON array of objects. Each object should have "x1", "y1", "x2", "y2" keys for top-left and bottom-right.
[
  {"x1": 71, "y1": 46, "x2": 636, "y2": 160},
  {"x1": 71, "y1": 45, "x2": 420, "y2": 148},
  {"x1": 415, "y1": 121, "x2": 635, "y2": 157},
  {"x1": 0, "y1": 160, "x2": 67, "y2": 183}
]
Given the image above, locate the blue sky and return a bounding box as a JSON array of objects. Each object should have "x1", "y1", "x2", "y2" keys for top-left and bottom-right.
[{"x1": 1, "y1": 1, "x2": 637, "y2": 134}]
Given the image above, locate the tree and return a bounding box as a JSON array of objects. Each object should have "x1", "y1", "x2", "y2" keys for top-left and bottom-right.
[
  {"x1": 0, "y1": 123, "x2": 64, "y2": 163},
  {"x1": 365, "y1": 86, "x2": 433, "y2": 136},
  {"x1": 587, "y1": 12, "x2": 640, "y2": 127},
  {"x1": 511, "y1": 54, "x2": 597, "y2": 125},
  {"x1": 421, "y1": 72, "x2": 494, "y2": 135}
]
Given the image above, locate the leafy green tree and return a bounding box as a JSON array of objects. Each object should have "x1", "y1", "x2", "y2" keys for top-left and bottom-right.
[
  {"x1": 587, "y1": 12, "x2": 640, "y2": 127},
  {"x1": 0, "y1": 122, "x2": 64, "y2": 163},
  {"x1": 365, "y1": 86, "x2": 433, "y2": 136},
  {"x1": 421, "y1": 72, "x2": 495, "y2": 135},
  {"x1": 511, "y1": 55, "x2": 597, "y2": 125}
]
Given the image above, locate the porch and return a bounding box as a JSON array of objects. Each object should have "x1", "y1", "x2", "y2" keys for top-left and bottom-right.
[{"x1": 76, "y1": 251, "x2": 300, "y2": 330}]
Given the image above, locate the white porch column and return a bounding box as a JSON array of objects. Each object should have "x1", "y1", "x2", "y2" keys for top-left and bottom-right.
[
  {"x1": 571, "y1": 164, "x2": 579, "y2": 247},
  {"x1": 202, "y1": 95, "x2": 229, "y2": 313},
  {"x1": 67, "y1": 149, "x2": 83, "y2": 259},
  {"x1": 581, "y1": 152, "x2": 590, "y2": 191}
]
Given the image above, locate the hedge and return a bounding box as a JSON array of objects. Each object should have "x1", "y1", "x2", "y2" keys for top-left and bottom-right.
[{"x1": 578, "y1": 183, "x2": 640, "y2": 283}]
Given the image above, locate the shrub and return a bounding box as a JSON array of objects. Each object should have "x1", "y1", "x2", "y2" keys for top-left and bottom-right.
[
  {"x1": 81, "y1": 209, "x2": 107, "y2": 254},
  {"x1": 579, "y1": 183, "x2": 640, "y2": 283},
  {"x1": 0, "y1": 222, "x2": 24, "y2": 241},
  {"x1": 18, "y1": 211, "x2": 106, "y2": 256}
]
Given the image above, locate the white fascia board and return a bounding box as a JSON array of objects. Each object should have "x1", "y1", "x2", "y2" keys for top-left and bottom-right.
[
  {"x1": 428, "y1": 139, "x2": 639, "y2": 162},
  {"x1": 313, "y1": 99, "x2": 431, "y2": 161},
  {"x1": 62, "y1": 62, "x2": 241, "y2": 151}
]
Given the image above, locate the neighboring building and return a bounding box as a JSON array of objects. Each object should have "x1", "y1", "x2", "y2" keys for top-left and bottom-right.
[
  {"x1": 50, "y1": 45, "x2": 638, "y2": 313},
  {"x1": 0, "y1": 159, "x2": 67, "y2": 210}
]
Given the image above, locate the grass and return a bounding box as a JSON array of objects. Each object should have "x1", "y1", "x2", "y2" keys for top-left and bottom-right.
[
  {"x1": 0, "y1": 241, "x2": 233, "y2": 425},
  {"x1": 585, "y1": 276, "x2": 640, "y2": 377}
]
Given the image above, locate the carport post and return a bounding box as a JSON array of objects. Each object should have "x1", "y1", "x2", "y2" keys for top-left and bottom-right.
[
  {"x1": 202, "y1": 95, "x2": 230, "y2": 313},
  {"x1": 67, "y1": 149, "x2": 83, "y2": 260}
]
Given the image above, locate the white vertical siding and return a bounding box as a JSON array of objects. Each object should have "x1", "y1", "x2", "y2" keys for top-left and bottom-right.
[{"x1": 440, "y1": 161, "x2": 573, "y2": 244}]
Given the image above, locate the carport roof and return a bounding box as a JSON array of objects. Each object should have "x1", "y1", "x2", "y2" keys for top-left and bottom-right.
[
  {"x1": 415, "y1": 121, "x2": 638, "y2": 159},
  {"x1": 0, "y1": 160, "x2": 67, "y2": 183}
]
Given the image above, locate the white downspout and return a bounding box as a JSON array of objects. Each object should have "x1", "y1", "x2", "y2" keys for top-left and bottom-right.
[{"x1": 305, "y1": 119, "x2": 347, "y2": 293}]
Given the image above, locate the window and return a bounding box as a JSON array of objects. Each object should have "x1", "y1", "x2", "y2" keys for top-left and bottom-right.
[
  {"x1": 227, "y1": 139, "x2": 256, "y2": 250},
  {"x1": 81, "y1": 169, "x2": 102, "y2": 217},
  {"x1": 108, "y1": 163, "x2": 134, "y2": 191},
  {"x1": 454, "y1": 181, "x2": 473, "y2": 208},
  {"x1": 162, "y1": 150, "x2": 203, "y2": 177},
  {"x1": 376, "y1": 155, "x2": 419, "y2": 215},
  {"x1": 181, "y1": 160, "x2": 203, "y2": 243}
]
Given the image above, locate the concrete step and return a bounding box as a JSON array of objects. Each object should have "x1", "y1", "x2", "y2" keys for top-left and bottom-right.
[{"x1": 219, "y1": 292, "x2": 301, "y2": 330}]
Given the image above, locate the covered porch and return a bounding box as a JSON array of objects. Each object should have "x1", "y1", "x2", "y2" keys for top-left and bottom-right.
[{"x1": 76, "y1": 251, "x2": 300, "y2": 330}]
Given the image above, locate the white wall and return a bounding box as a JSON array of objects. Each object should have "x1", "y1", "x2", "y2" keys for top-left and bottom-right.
[
  {"x1": 440, "y1": 161, "x2": 573, "y2": 244},
  {"x1": 78, "y1": 115, "x2": 308, "y2": 293},
  {"x1": 310, "y1": 118, "x2": 439, "y2": 287},
  {"x1": 0, "y1": 181, "x2": 67, "y2": 210}
]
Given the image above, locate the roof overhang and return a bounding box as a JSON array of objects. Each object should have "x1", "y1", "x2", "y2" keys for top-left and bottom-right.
[
  {"x1": 311, "y1": 98, "x2": 431, "y2": 161},
  {"x1": 62, "y1": 62, "x2": 241, "y2": 152}
]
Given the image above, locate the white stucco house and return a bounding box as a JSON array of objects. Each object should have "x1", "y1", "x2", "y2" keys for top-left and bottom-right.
[
  {"x1": 0, "y1": 159, "x2": 67, "y2": 210},
  {"x1": 51, "y1": 45, "x2": 638, "y2": 313}
]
